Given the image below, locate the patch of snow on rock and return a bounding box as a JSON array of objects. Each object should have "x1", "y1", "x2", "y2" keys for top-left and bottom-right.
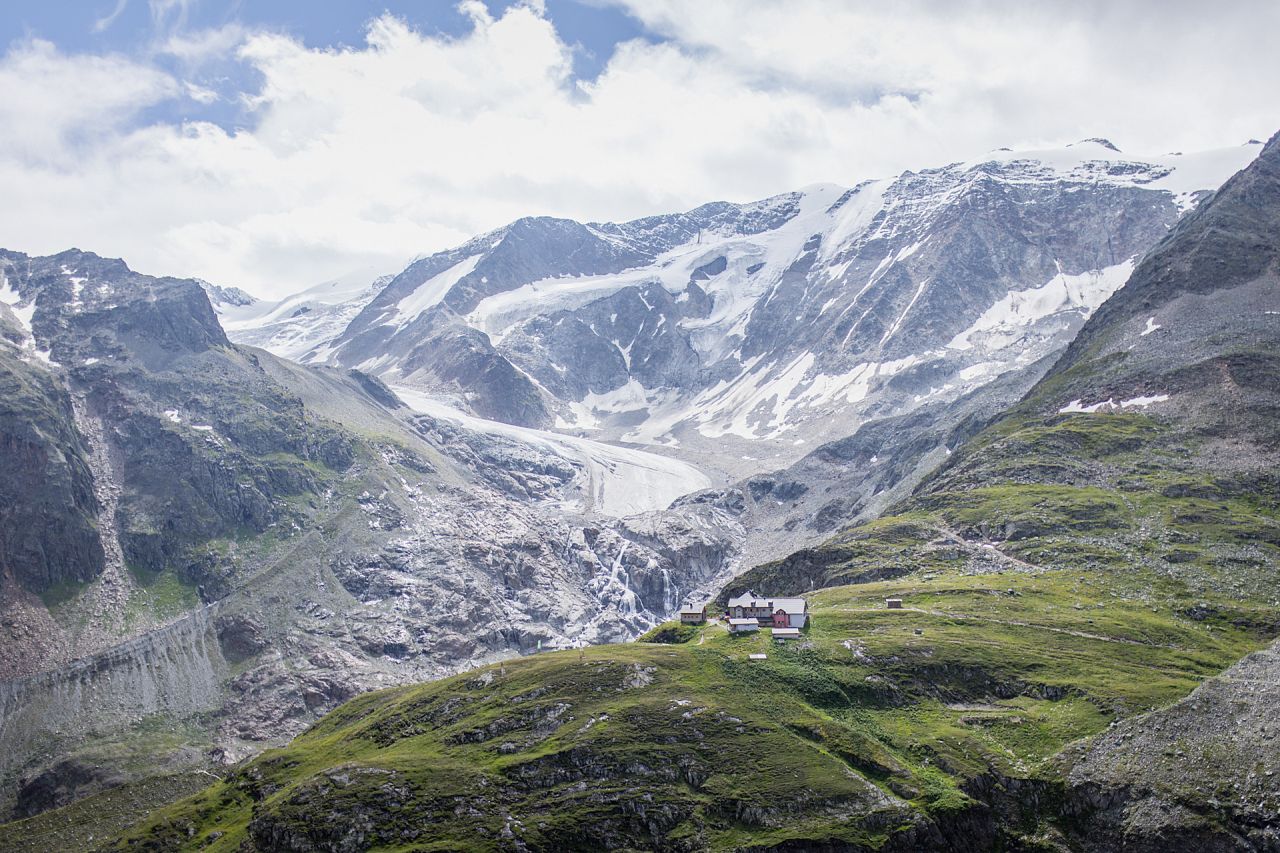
[
  {"x1": 949, "y1": 260, "x2": 1135, "y2": 353},
  {"x1": 392, "y1": 253, "x2": 484, "y2": 329},
  {"x1": 1060, "y1": 394, "x2": 1169, "y2": 414}
]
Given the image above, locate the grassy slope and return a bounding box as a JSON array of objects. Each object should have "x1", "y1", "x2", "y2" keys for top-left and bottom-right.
[
  {"x1": 730, "y1": 406, "x2": 1279, "y2": 614},
  {"x1": 107, "y1": 548, "x2": 1268, "y2": 851},
  {"x1": 0, "y1": 773, "x2": 213, "y2": 853}
]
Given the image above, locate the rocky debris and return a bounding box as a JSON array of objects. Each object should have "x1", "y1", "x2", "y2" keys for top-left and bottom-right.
[
  {"x1": 215, "y1": 613, "x2": 268, "y2": 663},
  {"x1": 447, "y1": 701, "x2": 572, "y2": 747},
  {"x1": 220, "y1": 650, "x2": 353, "y2": 743},
  {"x1": 1061, "y1": 639, "x2": 1280, "y2": 850},
  {"x1": 57, "y1": 398, "x2": 146, "y2": 659},
  {"x1": 622, "y1": 664, "x2": 655, "y2": 689}
]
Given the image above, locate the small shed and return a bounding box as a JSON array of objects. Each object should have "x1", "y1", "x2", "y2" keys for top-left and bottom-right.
[
  {"x1": 679, "y1": 604, "x2": 707, "y2": 624},
  {"x1": 729, "y1": 617, "x2": 760, "y2": 633},
  {"x1": 885, "y1": 598, "x2": 904, "y2": 609},
  {"x1": 771, "y1": 627, "x2": 801, "y2": 641},
  {"x1": 748, "y1": 653, "x2": 768, "y2": 660}
]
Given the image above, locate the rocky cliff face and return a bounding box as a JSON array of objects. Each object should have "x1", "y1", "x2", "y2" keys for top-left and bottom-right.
[
  {"x1": 0, "y1": 250, "x2": 359, "y2": 677},
  {"x1": 0, "y1": 330, "x2": 101, "y2": 600}
]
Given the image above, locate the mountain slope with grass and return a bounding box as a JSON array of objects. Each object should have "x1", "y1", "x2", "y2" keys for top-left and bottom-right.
[
  {"x1": 95, "y1": 135, "x2": 1280, "y2": 851},
  {"x1": 97, "y1": 573, "x2": 1269, "y2": 852}
]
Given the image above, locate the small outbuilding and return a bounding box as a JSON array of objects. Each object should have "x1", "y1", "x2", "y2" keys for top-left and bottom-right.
[
  {"x1": 679, "y1": 604, "x2": 708, "y2": 624},
  {"x1": 886, "y1": 598, "x2": 904, "y2": 609},
  {"x1": 748, "y1": 653, "x2": 768, "y2": 660},
  {"x1": 729, "y1": 617, "x2": 760, "y2": 633},
  {"x1": 771, "y1": 627, "x2": 801, "y2": 641}
]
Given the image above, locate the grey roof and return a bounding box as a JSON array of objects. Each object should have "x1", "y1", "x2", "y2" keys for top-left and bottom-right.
[
  {"x1": 728, "y1": 617, "x2": 760, "y2": 626},
  {"x1": 679, "y1": 604, "x2": 707, "y2": 614}
]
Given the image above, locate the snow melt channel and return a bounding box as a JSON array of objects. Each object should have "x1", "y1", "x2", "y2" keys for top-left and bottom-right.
[{"x1": 391, "y1": 385, "x2": 711, "y2": 518}]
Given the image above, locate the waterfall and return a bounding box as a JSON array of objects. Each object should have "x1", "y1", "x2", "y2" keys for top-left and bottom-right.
[
  {"x1": 609, "y1": 542, "x2": 640, "y2": 616},
  {"x1": 660, "y1": 567, "x2": 680, "y2": 616},
  {"x1": 586, "y1": 540, "x2": 647, "y2": 620}
]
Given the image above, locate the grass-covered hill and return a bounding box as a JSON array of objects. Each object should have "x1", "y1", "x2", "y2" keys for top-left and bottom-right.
[{"x1": 99, "y1": 575, "x2": 1268, "y2": 852}]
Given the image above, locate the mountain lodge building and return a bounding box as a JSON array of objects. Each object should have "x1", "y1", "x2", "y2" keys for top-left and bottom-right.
[{"x1": 726, "y1": 591, "x2": 808, "y2": 629}]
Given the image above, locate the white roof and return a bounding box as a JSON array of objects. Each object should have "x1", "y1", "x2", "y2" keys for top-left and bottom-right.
[
  {"x1": 748, "y1": 653, "x2": 768, "y2": 660},
  {"x1": 726, "y1": 591, "x2": 807, "y2": 614},
  {"x1": 728, "y1": 617, "x2": 759, "y2": 625},
  {"x1": 771, "y1": 627, "x2": 801, "y2": 636}
]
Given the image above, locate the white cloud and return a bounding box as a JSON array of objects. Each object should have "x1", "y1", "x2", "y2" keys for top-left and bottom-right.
[
  {"x1": 182, "y1": 80, "x2": 219, "y2": 103},
  {"x1": 0, "y1": 39, "x2": 176, "y2": 158},
  {"x1": 93, "y1": 0, "x2": 130, "y2": 33},
  {"x1": 0, "y1": 1, "x2": 1276, "y2": 299},
  {"x1": 160, "y1": 23, "x2": 249, "y2": 62},
  {"x1": 611, "y1": 0, "x2": 1280, "y2": 154},
  {"x1": 148, "y1": 0, "x2": 194, "y2": 35}
]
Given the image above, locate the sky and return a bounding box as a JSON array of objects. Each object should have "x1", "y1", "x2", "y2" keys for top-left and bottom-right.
[{"x1": 2, "y1": 0, "x2": 1278, "y2": 299}]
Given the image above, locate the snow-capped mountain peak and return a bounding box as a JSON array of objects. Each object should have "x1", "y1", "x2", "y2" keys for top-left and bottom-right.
[
  {"x1": 223, "y1": 141, "x2": 1262, "y2": 476},
  {"x1": 217, "y1": 267, "x2": 396, "y2": 362}
]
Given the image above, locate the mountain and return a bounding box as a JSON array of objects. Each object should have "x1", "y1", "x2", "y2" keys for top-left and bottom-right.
[
  {"x1": 224, "y1": 141, "x2": 1260, "y2": 562},
  {"x1": 94, "y1": 133, "x2": 1280, "y2": 851},
  {"x1": 212, "y1": 269, "x2": 395, "y2": 363},
  {"x1": 0, "y1": 137, "x2": 1270, "y2": 848},
  {"x1": 239, "y1": 142, "x2": 1258, "y2": 473},
  {"x1": 197, "y1": 281, "x2": 258, "y2": 311},
  {"x1": 0, "y1": 250, "x2": 741, "y2": 826},
  {"x1": 723, "y1": 132, "x2": 1280, "y2": 845}
]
